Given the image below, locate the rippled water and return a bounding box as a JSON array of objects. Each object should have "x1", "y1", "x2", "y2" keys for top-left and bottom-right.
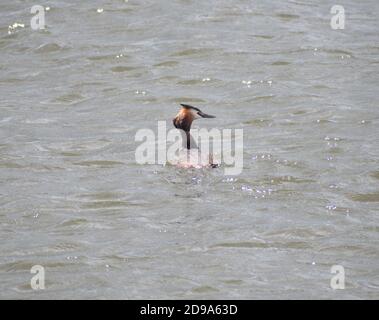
[{"x1": 1, "y1": 0, "x2": 379, "y2": 299}]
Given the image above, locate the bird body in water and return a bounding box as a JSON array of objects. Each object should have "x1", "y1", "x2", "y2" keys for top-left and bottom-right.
[{"x1": 172, "y1": 104, "x2": 218, "y2": 168}]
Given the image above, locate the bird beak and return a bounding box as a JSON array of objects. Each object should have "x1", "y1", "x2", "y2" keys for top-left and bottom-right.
[{"x1": 198, "y1": 111, "x2": 216, "y2": 118}]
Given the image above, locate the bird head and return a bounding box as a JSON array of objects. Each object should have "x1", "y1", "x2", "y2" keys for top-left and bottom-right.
[{"x1": 173, "y1": 104, "x2": 215, "y2": 132}]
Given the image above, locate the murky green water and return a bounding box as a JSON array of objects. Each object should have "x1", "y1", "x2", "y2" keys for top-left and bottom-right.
[{"x1": 0, "y1": 0, "x2": 378, "y2": 299}]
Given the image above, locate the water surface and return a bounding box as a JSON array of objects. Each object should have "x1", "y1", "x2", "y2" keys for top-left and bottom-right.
[{"x1": 0, "y1": 0, "x2": 378, "y2": 299}]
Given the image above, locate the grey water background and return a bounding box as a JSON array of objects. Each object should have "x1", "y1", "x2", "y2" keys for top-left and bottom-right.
[{"x1": 0, "y1": 0, "x2": 378, "y2": 299}]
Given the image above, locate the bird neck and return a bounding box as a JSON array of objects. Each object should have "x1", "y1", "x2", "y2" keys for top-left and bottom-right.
[{"x1": 186, "y1": 131, "x2": 191, "y2": 149}]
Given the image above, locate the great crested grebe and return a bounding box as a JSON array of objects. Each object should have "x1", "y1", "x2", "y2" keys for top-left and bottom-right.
[{"x1": 172, "y1": 103, "x2": 217, "y2": 168}]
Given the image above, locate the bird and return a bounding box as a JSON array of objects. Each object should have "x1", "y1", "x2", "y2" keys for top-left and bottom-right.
[{"x1": 172, "y1": 104, "x2": 217, "y2": 168}]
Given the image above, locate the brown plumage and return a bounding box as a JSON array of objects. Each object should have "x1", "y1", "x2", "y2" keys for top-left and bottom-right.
[
  {"x1": 173, "y1": 104, "x2": 215, "y2": 149},
  {"x1": 173, "y1": 107, "x2": 195, "y2": 133}
]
